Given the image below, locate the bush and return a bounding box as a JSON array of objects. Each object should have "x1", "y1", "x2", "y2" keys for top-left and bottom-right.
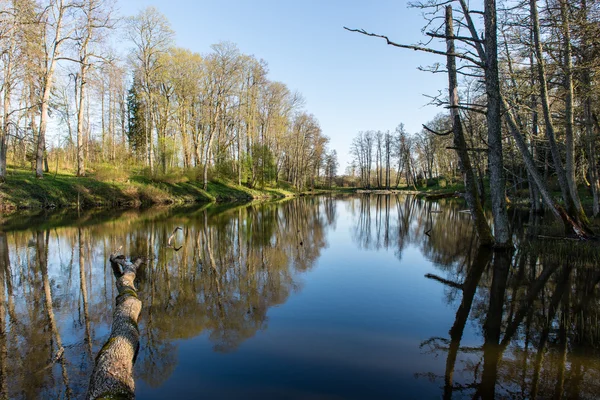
[
  {"x1": 151, "y1": 169, "x2": 190, "y2": 184},
  {"x1": 183, "y1": 166, "x2": 204, "y2": 182},
  {"x1": 92, "y1": 163, "x2": 130, "y2": 183}
]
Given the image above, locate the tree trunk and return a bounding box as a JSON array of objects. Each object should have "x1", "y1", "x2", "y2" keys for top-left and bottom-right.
[
  {"x1": 37, "y1": 1, "x2": 66, "y2": 178},
  {"x1": 580, "y1": 0, "x2": 600, "y2": 216},
  {"x1": 502, "y1": 98, "x2": 591, "y2": 238},
  {"x1": 77, "y1": 67, "x2": 87, "y2": 176},
  {"x1": 528, "y1": 45, "x2": 542, "y2": 213},
  {"x1": 0, "y1": 18, "x2": 15, "y2": 182},
  {"x1": 147, "y1": 92, "x2": 154, "y2": 174},
  {"x1": 36, "y1": 86, "x2": 52, "y2": 178},
  {"x1": 484, "y1": 0, "x2": 512, "y2": 247},
  {"x1": 530, "y1": 0, "x2": 579, "y2": 218},
  {"x1": 0, "y1": 75, "x2": 9, "y2": 182},
  {"x1": 203, "y1": 107, "x2": 220, "y2": 190},
  {"x1": 584, "y1": 90, "x2": 599, "y2": 217},
  {"x1": 445, "y1": 6, "x2": 494, "y2": 246},
  {"x1": 87, "y1": 255, "x2": 144, "y2": 400},
  {"x1": 559, "y1": 0, "x2": 583, "y2": 213}
]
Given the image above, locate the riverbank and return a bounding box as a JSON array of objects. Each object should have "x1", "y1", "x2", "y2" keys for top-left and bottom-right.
[
  {"x1": 354, "y1": 182, "x2": 465, "y2": 199},
  {"x1": 0, "y1": 168, "x2": 298, "y2": 213},
  {"x1": 0, "y1": 169, "x2": 466, "y2": 215}
]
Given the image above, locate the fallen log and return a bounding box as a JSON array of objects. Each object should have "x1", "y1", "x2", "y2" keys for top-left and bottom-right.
[{"x1": 87, "y1": 255, "x2": 144, "y2": 400}]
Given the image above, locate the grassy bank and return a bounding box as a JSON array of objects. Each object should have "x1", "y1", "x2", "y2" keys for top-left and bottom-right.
[{"x1": 0, "y1": 168, "x2": 296, "y2": 213}]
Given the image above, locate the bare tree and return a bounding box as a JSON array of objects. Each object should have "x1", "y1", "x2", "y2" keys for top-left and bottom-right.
[
  {"x1": 35, "y1": 0, "x2": 76, "y2": 178},
  {"x1": 74, "y1": 0, "x2": 115, "y2": 176},
  {"x1": 126, "y1": 6, "x2": 174, "y2": 174}
]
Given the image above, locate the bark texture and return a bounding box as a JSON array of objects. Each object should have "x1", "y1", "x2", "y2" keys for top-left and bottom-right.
[
  {"x1": 445, "y1": 6, "x2": 494, "y2": 246},
  {"x1": 87, "y1": 255, "x2": 144, "y2": 400},
  {"x1": 484, "y1": 0, "x2": 511, "y2": 247}
]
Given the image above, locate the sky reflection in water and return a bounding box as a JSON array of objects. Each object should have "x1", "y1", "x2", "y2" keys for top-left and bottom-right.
[{"x1": 0, "y1": 195, "x2": 598, "y2": 399}]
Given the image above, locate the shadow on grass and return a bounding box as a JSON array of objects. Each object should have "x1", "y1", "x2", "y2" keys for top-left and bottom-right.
[
  {"x1": 1, "y1": 170, "x2": 141, "y2": 210},
  {"x1": 1, "y1": 169, "x2": 302, "y2": 214}
]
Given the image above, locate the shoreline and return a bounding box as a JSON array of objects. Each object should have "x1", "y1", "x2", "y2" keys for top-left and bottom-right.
[
  {"x1": 0, "y1": 169, "x2": 299, "y2": 214},
  {"x1": 0, "y1": 169, "x2": 464, "y2": 216}
]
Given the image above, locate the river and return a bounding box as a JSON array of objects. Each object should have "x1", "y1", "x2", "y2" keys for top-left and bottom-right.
[{"x1": 0, "y1": 195, "x2": 598, "y2": 399}]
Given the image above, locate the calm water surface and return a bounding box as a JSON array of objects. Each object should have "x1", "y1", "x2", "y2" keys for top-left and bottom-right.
[{"x1": 1, "y1": 195, "x2": 599, "y2": 399}]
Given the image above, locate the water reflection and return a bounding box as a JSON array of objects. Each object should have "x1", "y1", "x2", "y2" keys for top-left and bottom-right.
[
  {"x1": 348, "y1": 195, "x2": 476, "y2": 267},
  {"x1": 347, "y1": 194, "x2": 600, "y2": 399},
  {"x1": 0, "y1": 198, "x2": 332, "y2": 398},
  {"x1": 0, "y1": 195, "x2": 600, "y2": 398}
]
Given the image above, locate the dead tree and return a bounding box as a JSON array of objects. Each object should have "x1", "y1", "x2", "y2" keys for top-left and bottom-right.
[{"x1": 87, "y1": 255, "x2": 144, "y2": 400}]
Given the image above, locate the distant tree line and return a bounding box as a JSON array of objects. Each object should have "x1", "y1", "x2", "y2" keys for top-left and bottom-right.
[{"x1": 348, "y1": 116, "x2": 459, "y2": 190}]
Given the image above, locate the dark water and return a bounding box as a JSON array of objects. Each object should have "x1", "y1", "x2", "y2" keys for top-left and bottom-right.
[{"x1": 1, "y1": 195, "x2": 599, "y2": 399}]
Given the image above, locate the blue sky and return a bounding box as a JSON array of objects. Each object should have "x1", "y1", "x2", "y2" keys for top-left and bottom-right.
[{"x1": 117, "y1": 0, "x2": 448, "y2": 169}]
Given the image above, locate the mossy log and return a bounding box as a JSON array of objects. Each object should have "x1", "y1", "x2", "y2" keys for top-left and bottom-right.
[{"x1": 87, "y1": 255, "x2": 144, "y2": 400}]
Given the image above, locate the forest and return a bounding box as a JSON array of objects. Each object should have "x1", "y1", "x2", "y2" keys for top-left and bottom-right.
[{"x1": 0, "y1": 0, "x2": 337, "y2": 195}]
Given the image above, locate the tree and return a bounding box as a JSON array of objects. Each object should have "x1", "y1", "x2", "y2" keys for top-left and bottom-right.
[
  {"x1": 35, "y1": 0, "x2": 75, "y2": 178},
  {"x1": 0, "y1": 0, "x2": 18, "y2": 181},
  {"x1": 483, "y1": 0, "x2": 511, "y2": 247},
  {"x1": 444, "y1": 5, "x2": 493, "y2": 246},
  {"x1": 324, "y1": 150, "x2": 338, "y2": 188},
  {"x1": 74, "y1": 0, "x2": 115, "y2": 176},
  {"x1": 126, "y1": 6, "x2": 174, "y2": 174}
]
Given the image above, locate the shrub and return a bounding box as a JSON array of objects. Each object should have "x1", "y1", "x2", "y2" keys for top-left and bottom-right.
[
  {"x1": 92, "y1": 163, "x2": 130, "y2": 183},
  {"x1": 151, "y1": 168, "x2": 190, "y2": 184},
  {"x1": 183, "y1": 166, "x2": 204, "y2": 182}
]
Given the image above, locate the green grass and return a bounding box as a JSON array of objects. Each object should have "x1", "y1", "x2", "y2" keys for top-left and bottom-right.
[{"x1": 0, "y1": 168, "x2": 300, "y2": 213}]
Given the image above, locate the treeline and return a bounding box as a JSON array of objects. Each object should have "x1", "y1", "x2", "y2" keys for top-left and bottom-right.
[
  {"x1": 347, "y1": 0, "x2": 600, "y2": 244},
  {"x1": 0, "y1": 1, "x2": 336, "y2": 191},
  {"x1": 349, "y1": 115, "x2": 458, "y2": 189}
]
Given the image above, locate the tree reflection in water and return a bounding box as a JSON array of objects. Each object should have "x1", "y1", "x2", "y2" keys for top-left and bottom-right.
[
  {"x1": 1, "y1": 195, "x2": 600, "y2": 398},
  {"x1": 0, "y1": 198, "x2": 331, "y2": 398},
  {"x1": 346, "y1": 194, "x2": 600, "y2": 399}
]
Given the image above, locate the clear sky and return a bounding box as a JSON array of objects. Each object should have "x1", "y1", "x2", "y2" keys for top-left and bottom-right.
[{"x1": 116, "y1": 0, "x2": 448, "y2": 169}]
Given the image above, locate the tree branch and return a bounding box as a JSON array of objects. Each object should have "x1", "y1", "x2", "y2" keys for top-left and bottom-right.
[{"x1": 343, "y1": 27, "x2": 484, "y2": 67}]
